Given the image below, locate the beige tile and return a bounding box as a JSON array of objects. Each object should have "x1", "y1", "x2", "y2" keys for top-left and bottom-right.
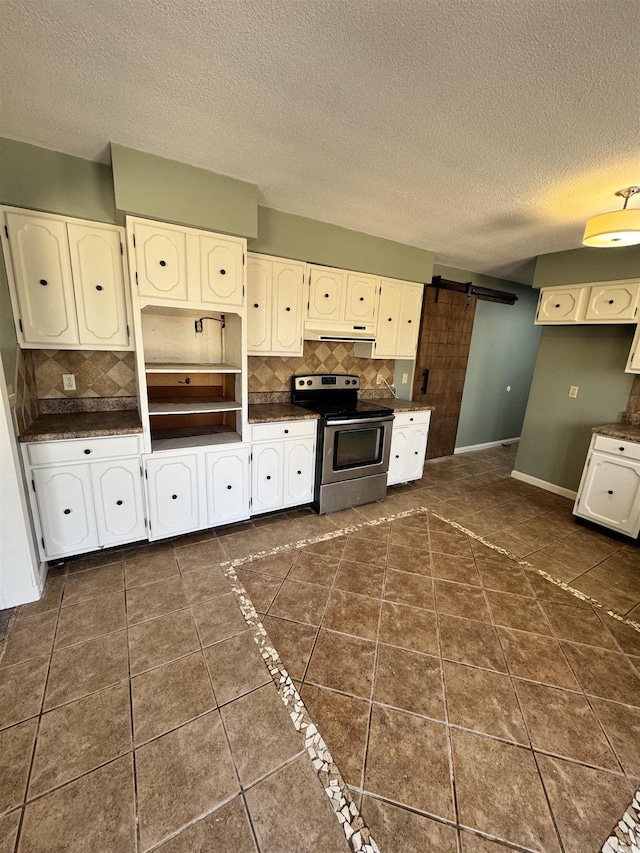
[
  {"x1": 362, "y1": 796, "x2": 458, "y2": 853},
  {"x1": 322, "y1": 589, "x2": 381, "y2": 640},
  {"x1": 128, "y1": 609, "x2": 200, "y2": 675},
  {"x1": 203, "y1": 631, "x2": 270, "y2": 705},
  {"x1": 191, "y1": 593, "x2": 247, "y2": 646},
  {"x1": 0, "y1": 657, "x2": 49, "y2": 731},
  {"x1": 19, "y1": 755, "x2": 136, "y2": 853},
  {"x1": 1, "y1": 611, "x2": 57, "y2": 666},
  {"x1": 29, "y1": 682, "x2": 131, "y2": 797},
  {"x1": 0, "y1": 718, "x2": 37, "y2": 814},
  {"x1": 305, "y1": 629, "x2": 376, "y2": 699},
  {"x1": 62, "y1": 563, "x2": 124, "y2": 607},
  {"x1": 55, "y1": 592, "x2": 125, "y2": 649},
  {"x1": 126, "y1": 576, "x2": 188, "y2": 625},
  {"x1": 154, "y1": 797, "x2": 257, "y2": 853},
  {"x1": 132, "y1": 652, "x2": 215, "y2": 744},
  {"x1": 374, "y1": 644, "x2": 444, "y2": 720},
  {"x1": 379, "y1": 601, "x2": 439, "y2": 655},
  {"x1": 136, "y1": 711, "x2": 239, "y2": 851}
]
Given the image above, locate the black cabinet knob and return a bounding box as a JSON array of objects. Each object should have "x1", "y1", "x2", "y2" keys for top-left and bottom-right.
[
  {"x1": 96, "y1": 285, "x2": 103, "y2": 291},
  {"x1": 39, "y1": 279, "x2": 47, "y2": 286},
  {"x1": 409, "y1": 417, "x2": 414, "y2": 422},
  {"x1": 254, "y1": 303, "x2": 259, "y2": 308},
  {"x1": 266, "y1": 475, "x2": 271, "y2": 480},
  {"x1": 284, "y1": 429, "x2": 289, "y2": 434},
  {"x1": 116, "y1": 500, "x2": 123, "y2": 506},
  {"x1": 388, "y1": 317, "x2": 392, "y2": 321},
  {"x1": 395, "y1": 454, "x2": 400, "y2": 459},
  {"x1": 171, "y1": 494, "x2": 178, "y2": 499},
  {"x1": 555, "y1": 303, "x2": 560, "y2": 308},
  {"x1": 63, "y1": 508, "x2": 71, "y2": 515},
  {"x1": 408, "y1": 319, "x2": 412, "y2": 323},
  {"x1": 607, "y1": 490, "x2": 614, "y2": 495},
  {"x1": 619, "y1": 447, "x2": 625, "y2": 452},
  {"x1": 359, "y1": 297, "x2": 364, "y2": 301},
  {"x1": 414, "y1": 451, "x2": 419, "y2": 455},
  {"x1": 324, "y1": 293, "x2": 330, "y2": 298},
  {"x1": 84, "y1": 449, "x2": 91, "y2": 455},
  {"x1": 608, "y1": 299, "x2": 614, "y2": 304},
  {"x1": 159, "y1": 260, "x2": 166, "y2": 266},
  {"x1": 227, "y1": 485, "x2": 232, "y2": 490},
  {"x1": 286, "y1": 306, "x2": 291, "y2": 311},
  {"x1": 297, "y1": 470, "x2": 302, "y2": 475},
  {"x1": 220, "y1": 269, "x2": 226, "y2": 275}
]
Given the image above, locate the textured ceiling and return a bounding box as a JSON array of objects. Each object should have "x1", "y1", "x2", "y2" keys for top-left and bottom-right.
[{"x1": 1, "y1": 0, "x2": 639, "y2": 283}]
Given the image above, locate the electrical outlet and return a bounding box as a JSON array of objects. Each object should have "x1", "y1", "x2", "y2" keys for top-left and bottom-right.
[
  {"x1": 62, "y1": 374, "x2": 76, "y2": 391},
  {"x1": 402, "y1": 373, "x2": 408, "y2": 384},
  {"x1": 376, "y1": 373, "x2": 383, "y2": 385},
  {"x1": 568, "y1": 385, "x2": 579, "y2": 398}
]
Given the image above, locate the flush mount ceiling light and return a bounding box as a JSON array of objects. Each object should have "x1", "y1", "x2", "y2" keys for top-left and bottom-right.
[{"x1": 583, "y1": 186, "x2": 640, "y2": 247}]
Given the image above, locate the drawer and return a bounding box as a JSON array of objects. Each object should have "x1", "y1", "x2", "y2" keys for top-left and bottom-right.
[
  {"x1": 251, "y1": 420, "x2": 317, "y2": 443},
  {"x1": 27, "y1": 434, "x2": 142, "y2": 466},
  {"x1": 393, "y1": 410, "x2": 432, "y2": 428},
  {"x1": 592, "y1": 434, "x2": 640, "y2": 462}
]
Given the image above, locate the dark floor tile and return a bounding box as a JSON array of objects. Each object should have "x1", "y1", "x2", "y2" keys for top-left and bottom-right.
[
  {"x1": 242, "y1": 550, "x2": 297, "y2": 578},
  {"x1": 178, "y1": 563, "x2": 229, "y2": 605},
  {"x1": 136, "y1": 711, "x2": 238, "y2": 851},
  {"x1": 124, "y1": 547, "x2": 179, "y2": 589},
  {"x1": 17, "y1": 576, "x2": 64, "y2": 618},
  {"x1": 221, "y1": 683, "x2": 301, "y2": 786},
  {"x1": 322, "y1": 589, "x2": 380, "y2": 640},
  {"x1": 1, "y1": 610, "x2": 57, "y2": 666},
  {"x1": 475, "y1": 560, "x2": 534, "y2": 596},
  {"x1": 288, "y1": 552, "x2": 339, "y2": 587},
  {"x1": 560, "y1": 641, "x2": 640, "y2": 706},
  {"x1": 154, "y1": 797, "x2": 257, "y2": 853},
  {"x1": 571, "y1": 572, "x2": 639, "y2": 616},
  {"x1": 496, "y1": 627, "x2": 579, "y2": 690},
  {"x1": 55, "y1": 592, "x2": 125, "y2": 649},
  {"x1": 601, "y1": 613, "x2": 640, "y2": 657},
  {"x1": 219, "y1": 529, "x2": 269, "y2": 560},
  {"x1": 132, "y1": 652, "x2": 215, "y2": 744},
  {"x1": 525, "y1": 571, "x2": 591, "y2": 606},
  {"x1": 342, "y1": 537, "x2": 388, "y2": 567},
  {"x1": 62, "y1": 563, "x2": 124, "y2": 607},
  {"x1": 191, "y1": 593, "x2": 247, "y2": 646},
  {"x1": 361, "y1": 796, "x2": 458, "y2": 853},
  {"x1": 584, "y1": 554, "x2": 640, "y2": 601},
  {"x1": 444, "y1": 661, "x2": 528, "y2": 744},
  {"x1": 431, "y1": 553, "x2": 481, "y2": 586},
  {"x1": 334, "y1": 560, "x2": 385, "y2": 598},
  {"x1": 365, "y1": 705, "x2": 453, "y2": 819},
  {"x1": 389, "y1": 526, "x2": 430, "y2": 550},
  {"x1": 126, "y1": 576, "x2": 188, "y2": 626},
  {"x1": 44, "y1": 629, "x2": 129, "y2": 710},
  {"x1": 0, "y1": 718, "x2": 37, "y2": 814},
  {"x1": 262, "y1": 615, "x2": 318, "y2": 680},
  {"x1": 268, "y1": 579, "x2": 330, "y2": 626},
  {"x1": 351, "y1": 522, "x2": 390, "y2": 542},
  {"x1": 300, "y1": 535, "x2": 349, "y2": 559},
  {"x1": 245, "y1": 753, "x2": 350, "y2": 852},
  {"x1": 19, "y1": 755, "x2": 136, "y2": 853},
  {"x1": 469, "y1": 540, "x2": 514, "y2": 566},
  {"x1": 203, "y1": 630, "x2": 269, "y2": 705},
  {"x1": 29, "y1": 682, "x2": 131, "y2": 797},
  {"x1": 378, "y1": 601, "x2": 439, "y2": 655},
  {"x1": 435, "y1": 580, "x2": 491, "y2": 622},
  {"x1": 173, "y1": 539, "x2": 225, "y2": 574},
  {"x1": 486, "y1": 590, "x2": 552, "y2": 634},
  {"x1": 0, "y1": 810, "x2": 21, "y2": 853},
  {"x1": 235, "y1": 569, "x2": 282, "y2": 612},
  {"x1": 590, "y1": 697, "x2": 640, "y2": 777},
  {"x1": 539, "y1": 600, "x2": 618, "y2": 649},
  {"x1": 430, "y1": 530, "x2": 473, "y2": 557},
  {"x1": 439, "y1": 613, "x2": 507, "y2": 672},
  {"x1": 536, "y1": 753, "x2": 633, "y2": 853},
  {"x1": 305, "y1": 630, "x2": 376, "y2": 699},
  {"x1": 451, "y1": 728, "x2": 561, "y2": 852},
  {"x1": 386, "y1": 543, "x2": 432, "y2": 576},
  {"x1": 459, "y1": 830, "x2": 523, "y2": 851},
  {"x1": 374, "y1": 644, "x2": 444, "y2": 719},
  {"x1": 300, "y1": 684, "x2": 370, "y2": 786},
  {"x1": 128, "y1": 609, "x2": 200, "y2": 676},
  {"x1": 384, "y1": 569, "x2": 434, "y2": 610},
  {"x1": 0, "y1": 657, "x2": 49, "y2": 731}
]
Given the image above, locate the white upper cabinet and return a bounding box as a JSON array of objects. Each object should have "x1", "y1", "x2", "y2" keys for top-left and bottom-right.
[
  {"x1": 68, "y1": 223, "x2": 129, "y2": 347},
  {"x1": 585, "y1": 282, "x2": 639, "y2": 322},
  {"x1": 396, "y1": 283, "x2": 423, "y2": 357},
  {"x1": 133, "y1": 221, "x2": 189, "y2": 301},
  {"x1": 344, "y1": 272, "x2": 377, "y2": 324},
  {"x1": 535, "y1": 286, "x2": 587, "y2": 323},
  {"x1": 374, "y1": 279, "x2": 403, "y2": 357},
  {"x1": 247, "y1": 253, "x2": 305, "y2": 356},
  {"x1": 535, "y1": 280, "x2": 640, "y2": 325},
  {"x1": 307, "y1": 266, "x2": 345, "y2": 322},
  {"x1": 2, "y1": 208, "x2": 131, "y2": 350},
  {"x1": 4, "y1": 212, "x2": 79, "y2": 346},
  {"x1": 200, "y1": 233, "x2": 244, "y2": 306}
]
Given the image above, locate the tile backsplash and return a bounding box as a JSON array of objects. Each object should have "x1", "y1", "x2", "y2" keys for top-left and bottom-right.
[
  {"x1": 13, "y1": 347, "x2": 38, "y2": 434},
  {"x1": 31, "y1": 350, "x2": 137, "y2": 399},
  {"x1": 248, "y1": 341, "x2": 395, "y2": 393}
]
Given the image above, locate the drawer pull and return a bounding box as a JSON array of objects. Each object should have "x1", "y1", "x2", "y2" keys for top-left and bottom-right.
[
  {"x1": 116, "y1": 500, "x2": 123, "y2": 506},
  {"x1": 284, "y1": 429, "x2": 289, "y2": 434},
  {"x1": 253, "y1": 303, "x2": 259, "y2": 308},
  {"x1": 171, "y1": 494, "x2": 178, "y2": 500},
  {"x1": 395, "y1": 454, "x2": 400, "y2": 459},
  {"x1": 409, "y1": 417, "x2": 414, "y2": 422},
  {"x1": 159, "y1": 260, "x2": 166, "y2": 266},
  {"x1": 324, "y1": 293, "x2": 330, "y2": 298},
  {"x1": 297, "y1": 470, "x2": 302, "y2": 475},
  {"x1": 39, "y1": 279, "x2": 48, "y2": 286},
  {"x1": 555, "y1": 303, "x2": 560, "y2": 308},
  {"x1": 266, "y1": 475, "x2": 271, "y2": 480},
  {"x1": 619, "y1": 447, "x2": 625, "y2": 452},
  {"x1": 84, "y1": 449, "x2": 92, "y2": 455},
  {"x1": 359, "y1": 297, "x2": 364, "y2": 301},
  {"x1": 388, "y1": 317, "x2": 393, "y2": 321},
  {"x1": 63, "y1": 508, "x2": 71, "y2": 515},
  {"x1": 220, "y1": 269, "x2": 226, "y2": 275},
  {"x1": 608, "y1": 299, "x2": 614, "y2": 304},
  {"x1": 286, "y1": 306, "x2": 291, "y2": 311},
  {"x1": 414, "y1": 451, "x2": 419, "y2": 455},
  {"x1": 607, "y1": 490, "x2": 614, "y2": 495},
  {"x1": 96, "y1": 285, "x2": 103, "y2": 291},
  {"x1": 227, "y1": 485, "x2": 232, "y2": 490},
  {"x1": 408, "y1": 319, "x2": 412, "y2": 323}
]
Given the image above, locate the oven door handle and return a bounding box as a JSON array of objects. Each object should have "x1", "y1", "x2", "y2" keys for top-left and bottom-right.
[{"x1": 327, "y1": 415, "x2": 395, "y2": 427}]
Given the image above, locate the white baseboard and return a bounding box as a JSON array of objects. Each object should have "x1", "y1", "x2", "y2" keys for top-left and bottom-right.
[
  {"x1": 511, "y1": 469, "x2": 577, "y2": 500},
  {"x1": 454, "y1": 437, "x2": 520, "y2": 455}
]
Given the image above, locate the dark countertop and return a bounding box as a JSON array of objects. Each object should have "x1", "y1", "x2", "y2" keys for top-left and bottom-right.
[
  {"x1": 248, "y1": 403, "x2": 321, "y2": 424},
  {"x1": 19, "y1": 411, "x2": 143, "y2": 443},
  {"x1": 593, "y1": 423, "x2": 640, "y2": 443}
]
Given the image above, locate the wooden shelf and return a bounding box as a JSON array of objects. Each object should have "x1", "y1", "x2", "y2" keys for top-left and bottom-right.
[
  {"x1": 148, "y1": 399, "x2": 242, "y2": 416},
  {"x1": 145, "y1": 362, "x2": 242, "y2": 374},
  {"x1": 151, "y1": 427, "x2": 242, "y2": 452}
]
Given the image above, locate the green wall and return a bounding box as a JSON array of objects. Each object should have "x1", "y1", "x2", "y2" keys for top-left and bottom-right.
[
  {"x1": 534, "y1": 245, "x2": 640, "y2": 287},
  {"x1": 250, "y1": 207, "x2": 435, "y2": 284},
  {"x1": 515, "y1": 325, "x2": 634, "y2": 491},
  {"x1": 110, "y1": 144, "x2": 258, "y2": 238}
]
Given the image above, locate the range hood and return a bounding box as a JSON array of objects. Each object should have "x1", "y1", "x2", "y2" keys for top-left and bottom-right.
[{"x1": 304, "y1": 322, "x2": 376, "y2": 343}]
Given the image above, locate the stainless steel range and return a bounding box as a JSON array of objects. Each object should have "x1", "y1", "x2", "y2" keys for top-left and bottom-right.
[{"x1": 292, "y1": 373, "x2": 395, "y2": 514}]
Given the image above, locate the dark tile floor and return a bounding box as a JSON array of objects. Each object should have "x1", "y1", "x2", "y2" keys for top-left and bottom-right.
[{"x1": 1, "y1": 443, "x2": 639, "y2": 852}]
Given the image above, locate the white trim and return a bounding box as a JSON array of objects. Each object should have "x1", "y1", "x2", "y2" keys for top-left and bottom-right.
[
  {"x1": 454, "y1": 437, "x2": 520, "y2": 455},
  {"x1": 511, "y1": 469, "x2": 577, "y2": 500}
]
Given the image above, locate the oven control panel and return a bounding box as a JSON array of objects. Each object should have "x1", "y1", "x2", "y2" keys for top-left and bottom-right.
[{"x1": 293, "y1": 374, "x2": 360, "y2": 390}]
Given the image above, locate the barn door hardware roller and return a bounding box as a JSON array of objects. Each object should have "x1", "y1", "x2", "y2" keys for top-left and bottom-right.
[{"x1": 428, "y1": 276, "x2": 517, "y2": 306}]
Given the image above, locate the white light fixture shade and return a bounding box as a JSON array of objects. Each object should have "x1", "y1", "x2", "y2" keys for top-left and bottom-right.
[{"x1": 583, "y1": 197, "x2": 640, "y2": 247}]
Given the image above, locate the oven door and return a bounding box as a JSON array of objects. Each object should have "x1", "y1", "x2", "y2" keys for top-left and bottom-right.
[{"x1": 321, "y1": 415, "x2": 394, "y2": 485}]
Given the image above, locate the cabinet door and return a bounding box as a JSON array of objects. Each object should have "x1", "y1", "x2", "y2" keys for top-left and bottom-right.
[
  {"x1": 251, "y1": 442, "x2": 284, "y2": 514},
  {"x1": 206, "y1": 447, "x2": 250, "y2": 526},
  {"x1": 283, "y1": 439, "x2": 314, "y2": 507},
  {"x1": 387, "y1": 428, "x2": 408, "y2": 486},
  {"x1": 134, "y1": 222, "x2": 188, "y2": 301},
  {"x1": 200, "y1": 234, "x2": 244, "y2": 306},
  {"x1": 375, "y1": 280, "x2": 402, "y2": 357},
  {"x1": 575, "y1": 452, "x2": 640, "y2": 536},
  {"x1": 68, "y1": 223, "x2": 130, "y2": 347},
  {"x1": 91, "y1": 458, "x2": 146, "y2": 546},
  {"x1": 344, "y1": 273, "x2": 377, "y2": 324},
  {"x1": 247, "y1": 256, "x2": 271, "y2": 353},
  {"x1": 5, "y1": 212, "x2": 79, "y2": 345},
  {"x1": 33, "y1": 464, "x2": 98, "y2": 558},
  {"x1": 626, "y1": 323, "x2": 640, "y2": 373},
  {"x1": 585, "y1": 283, "x2": 639, "y2": 322},
  {"x1": 307, "y1": 267, "x2": 345, "y2": 322},
  {"x1": 272, "y1": 260, "x2": 304, "y2": 354},
  {"x1": 535, "y1": 287, "x2": 586, "y2": 323},
  {"x1": 146, "y1": 455, "x2": 199, "y2": 539},
  {"x1": 395, "y1": 284, "x2": 423, "y2": 357},
  {"x1": 404, "y1": 426, "x2": 429, "y2": 481}
]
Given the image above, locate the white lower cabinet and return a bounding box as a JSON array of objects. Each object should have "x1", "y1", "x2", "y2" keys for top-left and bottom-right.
[
  {"x1": 91, "y1": 458, "x2": 146, "y2": 546},
  {"x1": 250, "y1": 420, "x2": 317, "y2": 515},
  {"x1": 32, "y1": 465, "x2": 99, "y2": 558},
  {"x1": 284, "y1": 439, "x2": 315, "y2": 506},
  {"x1": 206, "y1": 446, "x2": 250, "y2": 526},
  {"x1": 145, "y1": 454, "x2": 200, "y2": 540},
  {"x1": 252, "y1": 443, "x2": 284, "y2": 514},
  {"x1": 574, "y1": 435, "x2": 640, "y2": 536},
  {"x1": 387, "y1": 410, "x2": 431, "y2": 486}
]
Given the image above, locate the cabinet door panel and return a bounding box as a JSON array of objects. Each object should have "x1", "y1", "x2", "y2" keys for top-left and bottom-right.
[
  {"x1": 33, "y1": 465, "x2": 98, "y2": 557},
  {"x1": 387, "y1": 428, "x2": 408, "y2": 486},
  {"x1": 585, "y1": 283, "x2": 639, "y2": 322},
  {"x1": 396, "y1": 285, "x2": 423, "y2": 357},
  {"x1": 247, "y1": 256, "x2": 271, "y2": 352},
  {"x1": 200, "y1": 235, "x2": 244, "y2": 306},
  {"x1": 536, "y1": 287, "x2": 586, "y2": 323},
  {"x1": 68, "y1": 224, "x2": 129, "y2": 347},
  {"x1": 251, "y1": 443, "x2": 284, "y2": 514},
  {"x1": 283, "y1": 439, "x2": 314, "y2": 507},
  {"x1": 146, "y1": 455, "x2": 199, "y2": 539},
  {"x1": 404, "y1": 426, "x2": 429, "y2": 481},
  {"x1": 344, "y1": 273, "x2": 377, "y2": 324},
  {"x1": 207, "y1": 448, "x2": 250, "y2": 525},
  {"x1": 576, "y1": 452, "x2": 640, "y2": 535},
  {"x1": 134, "y1": 223, "x2": 188, "y2": 301},
  {"x1": 272, "y1": 261, "x2": 304, "y2": 353},
  {"x1": 375, "y1": 280, "x2": 402, "y2": 357},
  {"x1": 308, "y1": 267, "x2": 344, "y2": 321},
  {"x1": 6, "y1": 212, "x2": 78, "y2": 345},
  {"x1": 91, "y1": 458, "x2": 146, "y2": 546}
]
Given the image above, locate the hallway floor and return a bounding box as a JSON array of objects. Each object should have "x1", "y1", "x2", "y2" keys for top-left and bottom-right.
[{"x1": 1, "y1": 444, "x2": 639, "y2": 853}]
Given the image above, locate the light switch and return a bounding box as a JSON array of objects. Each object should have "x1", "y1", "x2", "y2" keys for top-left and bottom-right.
[
  {"x1": 402, "y1": 373, "x2": 408, "y2": 384},
  {"x1": 568, "y1": 385, "x2": 579, "y2": 398}
]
